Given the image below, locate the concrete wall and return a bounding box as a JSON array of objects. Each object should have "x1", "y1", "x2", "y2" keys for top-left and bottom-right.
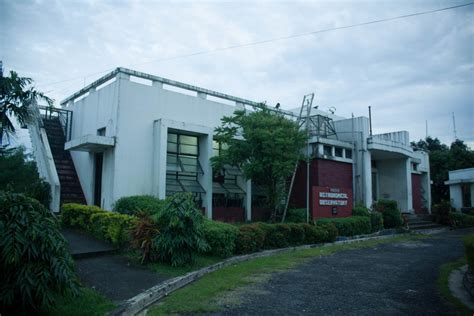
[
  {"x1": 64, "y1": 79, "x2": 119, "y2": 208},
  {"x1": 377, "y1": 158, "x2": 411, "y2": 212}
]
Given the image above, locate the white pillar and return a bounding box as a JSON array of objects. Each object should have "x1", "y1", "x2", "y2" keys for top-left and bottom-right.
[
  {"x1": 405, "y1": 158, "x2": 413, "y2": 213},
  {"x1": 199, "y1": 134, "x2": 213, "y2": 219},
  {"x1": 153, "y1": 120, "x2": 168, "y2": 200}
]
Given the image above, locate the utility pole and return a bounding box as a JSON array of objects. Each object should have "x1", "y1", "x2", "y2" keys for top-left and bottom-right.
[
  {"x1": 368, "y1": 106, "x2": 373, "y2": 136},
  {"x1": 425, "y1": 120, "x2": 428, "y2": 139},
  {"x1": 452, "y1": 112, "x2": 457, "y2": 140}
]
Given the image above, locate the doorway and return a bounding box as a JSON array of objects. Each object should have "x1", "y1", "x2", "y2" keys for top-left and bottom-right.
[{"x1": 94, "y1": 153, "x2": 103, "y2": 207}]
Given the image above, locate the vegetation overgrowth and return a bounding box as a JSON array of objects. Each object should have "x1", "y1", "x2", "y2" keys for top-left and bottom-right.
[{"x1": 0, "y1": 192, "x2": 78, "y2": 314}]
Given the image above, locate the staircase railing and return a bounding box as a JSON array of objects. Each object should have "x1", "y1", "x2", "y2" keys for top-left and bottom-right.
[
  {"x1": 38, "y1": 106, "x2": 73, "y2": 141},
  {"x1": 27, "y1": 102, "x2": 61, "y2": 212}
]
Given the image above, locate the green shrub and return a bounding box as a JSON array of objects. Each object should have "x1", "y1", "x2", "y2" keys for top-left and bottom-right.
[
  {"x1": 286, "y1": 208, "x2": 307, "y2": 223},
  {"x1": 0, "y1": 147, "x2": 51, "y2": 208},
  {"x1": 235, "y1": 224, "x2": 266, "y2": 254},
  {"x1": 202, "y1": 220, "x2": 238, "y2": 258},
  {"x1": 381, "y1": 208, "x2": 403, "y2": 228},
  {"x1": 301, "y1": 224, "x2": 331, "y2": 244},
  {"x1": 113, "y1": 195, "x2": 164, "y2": 216},
  {"x1": 432, "y1": 200, "x2": 453, "y2": 225},
  {"x1": 287, "y1": 223, "x2": 306, "y2": 245},
  {"x1": 0, "y1": 192, "x2": 79, "y2": 314},
  {"x1": 462, "y1": 208, "x2": 474, "y2": 216},
  {"x1": 316, "y1": 221, "x2": 338, "y2": 242},
  {"x1": 464, "y1": 234, "x2": 474, "y2": 271},
  {"x1": 152, "y1": 193, "x2": 209, "y2": 266},
  {"x1": 316, "y1": 216, "x2": 372, "y2": 236},
  {"x1": 352, "y1": 205, "x2": 370, "y2": 217},
  {"x1": 450, "y1": 213, "x2": 474, "y2": 228},
  {"x1": 131, "y1": 212, "x2": 160, "y2": 263},
  {"x1": 370, "y1": 212, "x2": 384, "y2": 232},
  {"x1": 61, "y1": 203, "x2": 136, "y2": 247},
  {"x1": 372, "y1": 199, "x2": 398, "y2": 213}
]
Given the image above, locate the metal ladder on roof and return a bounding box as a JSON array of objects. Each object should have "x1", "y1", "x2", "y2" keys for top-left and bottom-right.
[{"x1": 281, "y1": 93, "x2": 314, "y2": 223}]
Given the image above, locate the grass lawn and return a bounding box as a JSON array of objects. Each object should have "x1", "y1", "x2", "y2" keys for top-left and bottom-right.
[
  {"x1": 147, "y1": 234, "x2": 425, "y2": 315},
  {"x1": 437, "y1": 257, "x2": 473, "y2": 316},
  {"x1": 41, "y1": 287, "x2": 115, "y2": 316}
]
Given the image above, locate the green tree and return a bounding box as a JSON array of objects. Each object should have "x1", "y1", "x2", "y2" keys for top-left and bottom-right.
[
  {"x1": 411, "y1": 137, "x2": 474, "y2": 203},
  {"x1": 0, "y1": 146, "x2": 51, "y2": 207},
  {"x1": 212, "y1": 105, "x2": 307, "y2": 220},
  {"x1": 0, "y1": 67, "x2": 53, "y2": 145}
]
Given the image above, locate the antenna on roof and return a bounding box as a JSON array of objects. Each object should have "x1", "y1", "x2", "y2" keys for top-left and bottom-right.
[{"x1": 452, "y1": 112, "x2": 457, "y2": 140}]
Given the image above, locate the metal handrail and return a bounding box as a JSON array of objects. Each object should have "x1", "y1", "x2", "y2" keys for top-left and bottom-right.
[{"x1": 38, "y1": 106, "x2": 73, "y2": 141}]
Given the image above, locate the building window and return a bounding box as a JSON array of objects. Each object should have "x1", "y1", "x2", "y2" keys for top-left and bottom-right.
[
  {"x1": 335, "y1": 147, "x2": 343, "y2": 158},
  {"x1": 212, "y1": 165, "x2": 245, "y2": 208},
  {"x1": 212, "y1": 139, "x2": 229, "y2": 157},
  {"x1": 345, "y1": 149, "x2": 352, "y2": 159},
  {"x1": 323, "y1": 145, "x2": 332, "y2": 157},
  {"x1": 166, "y1": 133, "x2": 205, "y2": 204}
]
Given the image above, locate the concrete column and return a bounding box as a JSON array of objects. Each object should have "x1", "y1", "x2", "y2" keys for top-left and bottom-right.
[
  {"x1": 152, "y1": 120, "x2": 168, "y2": 200},
  {"x1": 471, "y1": 183, "x2": 474, "y2": 209},
  {"x1": 245, "y1": 179, "x2": 252, "y2": 221},
  {"x1": 405, "y1": 158, "x2": 413, "y2": 213},
  {"x1": 199, "y1": 134, "x2": 213, "y2": 219},
  {"x1": 450, "y1": 185, "x2": 463, "y2": 211},
  {"x1": 362, "y1": 150, "x2": 372, "y2": 208}
]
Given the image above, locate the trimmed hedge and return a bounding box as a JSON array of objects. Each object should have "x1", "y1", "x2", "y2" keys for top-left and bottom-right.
[
  {"x1": 372, "y1": 199, "x2": 398, "y2": 213},
  {"x1": 286, "y1": 208, "x2": 307, "y2": 223},
  {"x1": 61, "y1": 203, "x2": 136, "y2": 247},
  {"x1": 235, "y1": 222, "x2": 337, "y2": 254},
  {"x1": 464, "y1": 234, "x2": 474, "y2": 271},
  {"x1": 450, "y1": 213, "x2": 474, "y2": 228},
  {"x1": 113, "y1": 195, "x2": 164, "y2": 216},
  {"x1": 202, "y1": 220, "x2": 238, "y2": 258},
  {"x1": 316, "y1": 216, "x2": 372, "y2": 237},
  {"x1": 382, "y1": 208, "x2": 403, "y2": 228},
  {"x1": 352, "y1": 205, "x2": 370, "y2": 217}
]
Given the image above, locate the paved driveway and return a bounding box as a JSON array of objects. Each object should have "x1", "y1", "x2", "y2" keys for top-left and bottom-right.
[{"x1": 215, "y1": 229, "x2": 472, "y2": 315}]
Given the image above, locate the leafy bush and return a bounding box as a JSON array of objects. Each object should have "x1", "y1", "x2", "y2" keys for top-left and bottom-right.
[
  {"x1": 432, "y1": 200, "x2": 453, "y2": 225},
  {"x1": 286, "y1": 208, "x2": 307, "y2": 223},
  {"x1": 61, "y1": 203, "x2": 136, "y2": 247},
  {"x1": 202, "y1": 220, "x2": 238, "y2": 258},
  {"x1": 113, "y1": 195, "x2": 164, "y2": 216},
  {"x1": 462, "y1": 208, "x2": 474, "y2": 216},
  {"x1": 372, "y1": 199, "x2": 403, "y2": 229},
  {"x1": 352, "y1": 205, "x2": 370, "y2": 217},
  {"x1": 0, "y1": 147, "x2": 51, "y2": 207},
  {"x1": 287, "y1": 223, "x2": 306, "y2": 245},
  {"x1": 316, "y1": 221, "x2": 338, "y2": 242},
  {"x1": 152, "y1": 193, "x2": 209, "y2": 266},
  {"x1": 131, "y1": 212, "x2": 160, "y2": 263},
  {"x1": 372, "y1": 199, "x2": 398, "y2": 213},
  {"x1": 464, "y1": 234, "x2": 474, "y2": 271},
  {"x1": 301, "y1": 224, "x2": 331, "y2": 244},
  {"x1": 235, "y1": 224, "x2": 266, "y2": 254},
  {"x1": 381, "y1": 208, "x2": 403, "y2": 228},
  {"x1": 316, "y1": 216, "x2": 372, "y2": 236},
  {"x1": 370, "y1": 212, "x2": 384, "y2": 232},
  {"x1": 450, "y1": 213, "x2": 474, "y2": 228},
  {"x1": 0, "y1": 192, "x2": 79, "y2": 314}
]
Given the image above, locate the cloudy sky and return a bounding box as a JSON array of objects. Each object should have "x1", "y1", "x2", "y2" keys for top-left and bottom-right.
[{"x1": 1, "y1": 0, "x2": 473, "y2": 148}]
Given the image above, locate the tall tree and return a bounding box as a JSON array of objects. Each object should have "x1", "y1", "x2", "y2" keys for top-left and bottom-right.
[
  {"x1": 411, "y1": 137, "x2": 474, "y2": 204},
  {"x1": 212, "y1": 105, "x2": 307, "y2": 220},
  {"x1": 0, "y1": 67, "x2": 53, "y2": 145}
]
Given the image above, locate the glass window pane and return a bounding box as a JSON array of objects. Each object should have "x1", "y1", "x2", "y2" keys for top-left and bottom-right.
[
  {"x1": 167, "y1": 142, "x2": 178, "y2": 153},
  {"x1": 180, "y1": 179, "x2": 205, "y2": 193},
  {"x1": 166, "y1": 177, "x2": 184, "y2": 195},
  {"x1": 324, "y1": 145, "x2": 332, "y2": 156},
  {"x1": 213, "y1": 182, "x2": 227, "y2": 194},
  {"x1": 225, "y1": 166, "x2": 242, "y2": 176},
  {"x1": 335, "y1": 147, "x2": 343, "y2": 157},
  {"x1": 213, "y1": 140, "x2": 219, "y2": 150},
  {"x1": 168, "y1": 133, "x2": 178, "y2": 142},
  {"x1": 222, "y1": 182, "x2": 245, "y2": 194},
  {"x1": 180, "y1": 135, "x2": 198, "y2": 146},
  {"x1": 179, "y1": 156, "x2": 203, "y2": 173},
  {"x1": 345, "y1": 149, "x2": 352, "y2": 159},
  {"x1": 166, "y1": 154, "x2": 181, "y2": 172},
  {"x1": 180, "y1": 144, "x2": 198, "y2": 156}
]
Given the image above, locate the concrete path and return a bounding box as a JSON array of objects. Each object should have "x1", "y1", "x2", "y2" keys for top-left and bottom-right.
[
  {"x1": 62, "y1": 229, "x2": 169, "y2": 302},
  {"x1": 212, "y1": 229, "x2": 473, "y2": 315}
]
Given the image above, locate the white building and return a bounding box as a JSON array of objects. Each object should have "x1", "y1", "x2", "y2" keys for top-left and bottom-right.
[
  {"x1": 28, "y1": 67, "x2": 431, "y2": 221},
  {"x1": 445, "y1": 168, "x2": 474, "y2": 211}
]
